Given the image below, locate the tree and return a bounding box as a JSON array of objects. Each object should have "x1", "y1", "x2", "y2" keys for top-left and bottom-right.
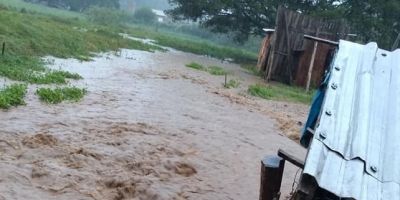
[
  {"x1": 166, "y1": 0, "x2": 325, "y2": 42},
  {"x1": 24, "y1": 0, "x2": 120, "y2": 12},
  {"x1": 134, "y1": 7, "x2": 157, "y2": 24},
  {"x1": 167, "y1": 0, "x2": 400, "y2": 49}
]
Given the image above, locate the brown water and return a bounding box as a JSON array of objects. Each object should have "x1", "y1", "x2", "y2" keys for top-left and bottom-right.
[{"x1": 0, "y1": 48, "x2": 307, "y2": 200}]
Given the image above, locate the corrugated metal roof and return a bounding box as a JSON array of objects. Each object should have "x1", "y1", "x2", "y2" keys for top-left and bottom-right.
[{"x1": 303, "y1": 40, "x2": 400, "y2": 200}]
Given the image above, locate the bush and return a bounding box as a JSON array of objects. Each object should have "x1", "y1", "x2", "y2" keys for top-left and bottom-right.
[{"x1": 133, "y1": 7, "x2": 156, "y2": 24}]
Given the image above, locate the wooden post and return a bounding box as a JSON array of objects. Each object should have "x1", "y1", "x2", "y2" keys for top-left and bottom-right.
[
  {"x1": 259, "y1": 156, "x2": 285, "y2": 200},
  {"x1": 2, "y1": 42, "x2": 5, "y2": 56},
  {"x1": 392, "y1": 33, "x2": 400, "y2": 51},
  {"x1": 305, "y1": 41, "x2": 318, "y2": 92},
  {"x1": 224, "y1": 73, "x2": 227, "y2": 87}
]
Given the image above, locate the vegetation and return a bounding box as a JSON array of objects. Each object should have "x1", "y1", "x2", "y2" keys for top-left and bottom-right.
[
  {"x1": 0, "y1": 2, "x2": 162, "y2": 108},
  {"x1": 23, "y1": 0, "x2": 120, "y2": 12},
  {"x1": 241, "y1": 64, "x2": 263, "y2": 76},
  {"x1": 0, "y1": 9, "x2": 161, "y2": 58},
  {"x1": 185, "y1": 62, "x2": 206, "y2": 71},
  {"x1": 128, "y1": 25, "x2": 258, "y2": 63},
  {"x1": 208, "y1": 66, "x2": 228, "y2": 76},
  {"x1": 156, "y1": 35, "x2": 256, "y2": 63},
  {"x1": 0, "y1": 56, "x2": 82, "y2": 84},
  {"x1": 224, "y1": 79, "x2": 241, "y2": 89},
  {"x1": 185, "y1": 62, "x2": 229, "y2": 76},
  {"x1": 168, "y1": 0, "x2": 400, "y2": 49},
  {"x1": 0, "y1": 0, "x2": 82, "y2": 19},
  {"x1": 85, "y1": 6, "x2": 132, "y2": 26},
  {"x1": 0, "y1": 84, "x2": 27, "y2": 109},
  {"x1": 36, "y1": 87, "x2": 87, "y2": 104},
  {"x1": 134, "y1": 7, "x2": 156, "y2": 24},
  {"x1": 248, "y1": 84, "x2": 314, "y2": 104}
]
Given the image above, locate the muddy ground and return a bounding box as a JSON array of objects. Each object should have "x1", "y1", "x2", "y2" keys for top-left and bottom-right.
[{"x1": 0, "y1": 47, "x2": 308, "y2": 200}]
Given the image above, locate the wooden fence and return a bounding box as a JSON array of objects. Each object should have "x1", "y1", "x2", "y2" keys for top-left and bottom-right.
[{"x1": 259, "y1": 7, "x2": 350, "y2": 87}]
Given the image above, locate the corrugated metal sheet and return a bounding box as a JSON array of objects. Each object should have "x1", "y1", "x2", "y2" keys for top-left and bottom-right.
[{"x1": 303, "y1": 40, "x2": 400, "y2": 200}]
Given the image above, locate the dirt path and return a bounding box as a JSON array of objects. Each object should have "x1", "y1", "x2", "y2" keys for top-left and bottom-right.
[{"x1": 0, "y1": 48, "x2": 308, "y2": 200}]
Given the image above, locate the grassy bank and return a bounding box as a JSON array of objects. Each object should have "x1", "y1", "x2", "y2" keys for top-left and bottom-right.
[
  {"x1": 0, "y1": 0, "x2": 82, "y2": 19},
  {"x1": 0, "y1": 9, "x2": 161, "y2": 58},
  {"x1": 127, "y1": 26, "x2": 258, "y2": 63},
  {"x1": 248, "y1": 84, "x2": 314, "y2": 104},
  {"x1": 0, "y1": 2, "x2": 164, "y2": 108}
]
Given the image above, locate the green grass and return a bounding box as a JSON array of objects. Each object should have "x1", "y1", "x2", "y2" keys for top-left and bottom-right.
[
  {"x1": 208, "y1": 66, "x2": 228, "y2": 76},
  {"x1": 0, "y1": 10, "x2": 162, "y2": 58},
  {"x1": 0, "y1": 55, "x2": 82, "y2": 84},
  {"x1": 248, "y1": 84, "x2": 314, "y2": 104},
  {"x1": 0, "y1": 0, "x2": 83, "y2": 19},
  {"x1": 0, "y1": 84, "x2": 27, "y2": 109},
  {"x1": 224, "y1": 79, "x2": 241, "y2": 89},
  {"x1": 36, "y1": 87, "x2": 87, "y2": 104},
  {"x1": 185, "y1": 62, "x2": 230, "y2": 76},
  {"x1": 127, "y1": 26, "x2": 258, "y2": 63},
  {"x1": 185, "y1": 62, "x2": 206, "y2": 71}
]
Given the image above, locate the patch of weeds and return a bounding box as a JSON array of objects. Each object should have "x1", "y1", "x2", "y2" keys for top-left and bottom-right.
[
  {"x1": 248, "y1": 84, "x2": 273, "y2": 99},
  {"x1": 208, "y1": 66, "x2": 227, "y2": 76},
  {"x1": 186, "y1": 63, "x2": 229, "y2": 76},
  {"x1": 248, "y1": 83, "x2": 314, "y2": 104},
  {"x1": 36, "y1": 87, "x2": 87, "y2": 104},
  {"x1": 0, "y1": 84, "x2": 27, "y2": 109},
  {"x1": 224, "y1": 79, "x2": 241, "y2": 89},
  {"x1": 185, "y1": 62, "x2": 206, "y2": 71}
]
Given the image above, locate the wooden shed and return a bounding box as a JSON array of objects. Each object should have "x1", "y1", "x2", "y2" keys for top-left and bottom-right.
[{"x1": 257, "y1": 7, "x2": 350, "y2": 88}]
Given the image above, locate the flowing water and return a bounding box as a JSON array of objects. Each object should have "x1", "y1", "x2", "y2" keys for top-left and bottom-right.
[{"x1": 0, "y1": 48, "x2": 307, "y2": 200}]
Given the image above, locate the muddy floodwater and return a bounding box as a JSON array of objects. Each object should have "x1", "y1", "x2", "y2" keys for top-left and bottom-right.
[{"x1": 0, "y1": 47, "x2": 308, "y2": 200}]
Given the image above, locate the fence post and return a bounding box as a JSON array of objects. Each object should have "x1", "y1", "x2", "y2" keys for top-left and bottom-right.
[
  {"x1": 259, "y1": 155, "x2": 285, "y2": 200},
  {"x1": 2, "y1": 42, "x2": 5, "y2": 56}
]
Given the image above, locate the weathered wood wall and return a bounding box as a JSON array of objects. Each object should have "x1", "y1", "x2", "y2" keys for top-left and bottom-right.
[{"x1": 261, "y1": 7, "x2": 349, "y2": 87}]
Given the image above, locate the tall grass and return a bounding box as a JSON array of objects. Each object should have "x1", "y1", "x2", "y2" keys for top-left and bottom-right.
[
  {"x1": 0, "y1": 10, "x2": 161, "y2": 59},
  {"x1": 248, "y1": 84, "x2": 314, "y2": 104}
]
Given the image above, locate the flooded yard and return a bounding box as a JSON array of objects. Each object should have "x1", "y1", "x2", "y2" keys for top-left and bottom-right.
[{"x1": 0, "y1": 48, "x2": 307, "y2": 200}]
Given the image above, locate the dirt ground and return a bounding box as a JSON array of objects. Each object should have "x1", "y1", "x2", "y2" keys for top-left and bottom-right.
[{"x1": 0, "y1": 47, "x2": 308, "y2": 200}]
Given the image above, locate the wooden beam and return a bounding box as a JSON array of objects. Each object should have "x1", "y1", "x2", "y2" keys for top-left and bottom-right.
[
  {"x1": 259, "y1": 156, "x2": 285, "y2": 200},
  {"x1": 392, "y1": 33, "x2": 400, "y2": 51},
  {"x1": 305, "y1": 40, "x2": 318, "y2": 92},
  {"x1": 278, "y1": 149, "x2": 305, "y2": 169},
  {"x1": 304, "y1": 35, "x2": 339, "y2": 46}
]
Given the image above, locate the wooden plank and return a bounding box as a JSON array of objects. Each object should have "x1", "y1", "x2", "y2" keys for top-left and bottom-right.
[
  {"x1": 259, "y1": 156, "x2": 285, "y2": 200},
  {"x1": 304, "y1": 35, "x2": 339, "y2": 46},
  {"x1": 392, "y1": 33, "x2": 400, "y2": 51},
  {"x1": 305, "y1": 40, "x2": 318, "y2": 92},
  {"x1": 278, "y1": 149, "x2": 305, "y2": 169}
]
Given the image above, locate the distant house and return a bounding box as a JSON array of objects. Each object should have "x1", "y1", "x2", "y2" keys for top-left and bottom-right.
[{"x1": 151, "y1": 9, "x2": 168, "y2": 23}]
